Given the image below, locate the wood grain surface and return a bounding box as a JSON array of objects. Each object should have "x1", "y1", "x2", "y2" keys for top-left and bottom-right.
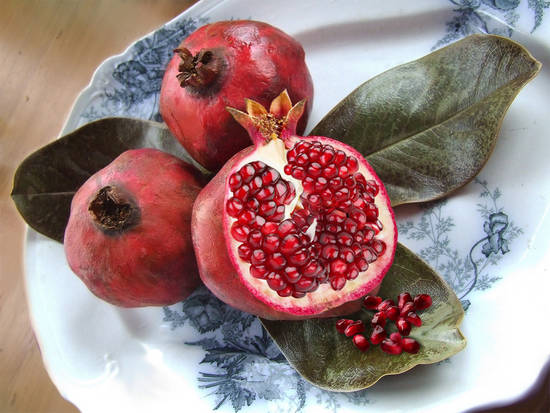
[{"x1": 0, "y1": 1, "x2": 197, "y2": 412}]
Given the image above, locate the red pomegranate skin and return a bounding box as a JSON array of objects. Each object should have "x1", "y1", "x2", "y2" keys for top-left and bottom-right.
[
  {"x1": 64, "y1": 148, "x2": 204, "y2": 307},
  {"x1": 160, "y1": 20, "x2": 314, "y2": 171},
  {"x1": 192, "y1": 148, "x2": 379, "y2": 320}
]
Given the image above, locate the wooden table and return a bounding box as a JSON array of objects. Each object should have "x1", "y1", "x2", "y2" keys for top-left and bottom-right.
[{"x1": 0, "y1": 1, "x2": 197, "y2": 412}]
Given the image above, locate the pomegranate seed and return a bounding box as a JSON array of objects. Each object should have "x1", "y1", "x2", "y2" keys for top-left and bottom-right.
[
  {"x1": 362, "y1": 247, "x2": 378, "y2": 263},
  {"x1": 250, "y1": 176, "x2": 263, "y2": 192},
  {"x1": 250, "y1": 265, "x2": 268, "y2": 279},
  {"x1": 330, "y1": 258, "x2": 348, "y2": 281},
  {"x1": 238, "y1": 244, "x2": 252, "y2": 261},
  {"x1": 406, "y1": 312, "x2": 422, "y2": 327},
  {"x1": 228, "y1": 173, "x2": 242, "y2": 191},
  {"x1": 280, "y1": 234, "x2": 301, "y2": 255},
  {"x1": 259, "y1": 201, "x2": 277, "y2": 217},
  {"x1": 283, "y1": 164, "x2": 292, "y2": 175},
  {"x1": 233, "y1": 184, "x2": 249, "y2": 201},
  {"x1": 292, "y1": 291, "x2": 306, "y2": 298},
  {"x1": 385, "y1": 306, "x2": 400, "y2": 321},
  {"x1": 266, "y1": 272, "x2": 287, "y2": 291},
  {"x1": 350, "y1": 208, "x2": 367, "y2": 229},
  {"x1": 333, "y1": 150, "x2": 347, "y2": 165},
  {"x1": 344, "y1": 176, "x2": 356, "y2": 188},
  {"x1": 294, "y1": 276, "x2": 316, "y2": 292},
  {"x1": 389, "y1": 332, "x2": 402, "y2": 344},
  {"x1": 314, "y1": 177, "x2": 328, "y2": 192},
  {"x1": 284, "y1": 266, "x2": 301, "y2": 283},
  {"x1": 267, "y1": 253, "x2": 286, "y2": 271},
  {"x1": 246, "y1": 198, "x2": 259, "y2": 211},
  {"x1": 414, "y1": 294, "x2": 433, "y2": 311},
  {"x1": 286, "y1": 148, "x2": 297, "y2": 163},
  {"x1": 292, "y1": 167, "x2": 306, "y2": 180},
  {"x1": 238, "y1": 209, "x2": 256, "y2": 225},
  {"x1": 396, "y1": 317, "x2": 412, "y2": 336},
  {"x1": 346, "y1": 264, "x2": 359, "y2": 280},
  {"x1": 239, "y1": 164, "x2": 255, "y2": 183},
  {"x1": 269, "y1": 205, "x2": 285, "y2": 221},
  {"x1": 318, "y1": 149, "x2": 334, "y2": 166},
  {"x1": 335, "y1": 319, "x2": 354, "y2": 334},
  {"x1": 288, "y1": 249, "x2": 309, "y2": 266},
  {"x1": 302, "y1": 177, "x2": 315, "y2": 193},
  {"x1": 365, "y1": 203, "x2": 379, "y2": 221},
  {"x1": 256, "y1": 186, "x2": 275, "y2": 202},
  {"x1": 322, "y1": 164, "x2": 338, "y2": 179},
  {"x1": 250, "y1": 249, "x2": 266, "y2": 265},
  {"x1": 344, "y1": 320, "x2": 365, "y2": 337},
  {"x1": 330, "y1": 276, "x2": 346, "y2": 291},
  {"x1": 400, "y1": 302, "x2": 415, "y2": 317},
  {"x1": 371, "y1": 311, "x2": 387, "y2": 327},
  {"x1": 338, "y1": 165, "x2": 349, "y2": 178},
  {"x1": 251, "y1": 214, "x2": 266, "y2": 229},
  {"x1": 402, "y1": 337, "x2": 420, "y2": 354},
  {"x1": 381, "y1": 338, "x2": 403, "y2": 355},
  {"x1": 377, "y1": 299, "x2": 396, "y2": 312},
  {"x1": 251, "y1": 160, "x2": 266, "y2": 172},
  {"x1": 363, "y1": 228, "x2": 375, "y2": 243},
  {"x1": 277, "y1": 220, "x2": 296, "y2": 237},
  {"x1": 295, "y1": 153, "x2": 309, "y2": 166},
  {"x1": 366, "y1": 179, "x2": 379, "y2": 196},
  {"x1": 307, "y1": 162, "x2": 322, "y2": 177},
  {"x1": 354, "y1": 173, "x2": 367, "y2": 187},
  {"x1": 261, "y1": 221, "x2": 278, "y2": 235},
  {"x1": 261, "y1": 169, "x2": 280, "y2": 185},
  {"x1": 398, "y1": 292, "x2": 412, "y2": 309},
  {"x1": 321, "y1": 244, "x2": 339, "y2": 260},
  {"x1": 231, "y1": 223, "x2": 250, "y2": 242},
  {"x1": 337, "y1": 232, "x2": 353, "y2": 247},
  {"x1": 346, "y1": 157, "x2": 359, "y2": 173},
  {"x1": 247, "y1": 230, "x2": 263, "y2": 249},
  {"x1": 302, "y1": 261, "x2": 321, "y2": 277},
  {"x1": 262, "y1": 234, "x2": 280, "y2": 253},
  {"x1": 370, "y1": 325, "x2": 387, "y2": 345},
  {"x1": 343, "y1": 218, "x2": 357, "y2": 234},
  {"x1": 353, "y1": 334, "x2": 370, "y2": 352},
  {"x1": 274, "y1": 181, "x2": 288, "y2": 201},
  {"x1": 356, "y1": 258, "x2": 369, "y2": 271},
  {"x1": 370, "y1": 239, "x2": 386, "y2": 255},
  {"x1": 277, "y1": 286, "x2": 293, "y2": 297},
  {"x1": 339, "y1": 247, "x2": 355, "y2": 264},
  {"x1": 226, "y1": 197, "x2": 244, "y2": 217},
  {"x1": 319, "y1": 232, "x2": 336, "y2": 245},
  {"x1": 329, "y1": 177, "x2": 343, "y2": 190},
  {"x1": 363, "y1": 295, "x2": 382, "y2": 310}
]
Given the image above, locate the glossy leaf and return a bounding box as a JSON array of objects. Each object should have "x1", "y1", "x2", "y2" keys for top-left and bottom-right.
[
  {"x1": 311, "y1": 35, "x2": 541, "y2": 206},
  {"x1": 261, "y1": 243, "x2": 466, "y2": 391},
  {"x1": 11, "y1": 117, "x2": 208, "y2": 242}
]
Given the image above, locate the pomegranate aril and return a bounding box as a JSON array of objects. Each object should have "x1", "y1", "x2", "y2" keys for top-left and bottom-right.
[
  {"x1": 259, "y1": 201, "x2": 277, "y2": 217},
  {"x1": 377, "y1": 299, "x2": 396, "y2": 312},
  {"x1": 247, "y1": 230, "x2": 263, "y2": 249},
  {"x1": 402, "y1": 337, "x2": 420, "y2": 354},
  {"x1": 398, "y1": 292, "x2": 413, "y2": 309},
  {"x1": 250, "y1": 176, "x2": 263, "y2": 192},
  {"x1": 250, "y1": 249, "x2": 266, "y2": 265},
  {"x1": 322, "y1": 164, "x2": 338, "y2": 179},
  {"x1": 250, "y1": 265, "x2": 268, "y2": 279},
  {"x1": 266, "y1": 272, "x2": 287, "y2": 291},
  {"x1": 343, "y1": 218, "x2": 357, "y2": 234},
  {"x1": 321, "y1": 244, "x2": 339, "y2": 260},
  {"x1": 228, "y1": 173, "x2": 242, "y2": 191},
  {"x1": 390, "y1": 332, "x2": 403, "y2": 344},
  {"x1": 385, "y1": 306, "x2": 400, "y2": 321},
  {"x1": 333, "y1": 150, "x2": 347, "y2": 165},
  {"x1": 267, "y1": 253, "x2": 286, "y2": 271},
  {"x1": 231, "y1": 223, "x2": 250, "y2": 242},
  {"x1": 353, "y1": 334, "x2": 370, "y2": 352},
  {"x1": 337, "y1": 232, "x2": 353, "y2": 247},
  {"x1": 363, "y1": 295, "x2": 382, "y2": 310},
  {"x1": 274, "y1": 181, "x2": 288, "y2": 201},
  {"x1": 238, "y1": 209, "x2": 256, "y2": 225},
  {"x1": 292, "y1": 167, "x2": 306, "y2": 180},
  {"x1": 252, "y1": 215, "x2": 266, "y2": 230},
  {"x1": 238, "y1": 244, "x2": 252, "y2": 261},
  {"x1": 400, "y1": 302, "x2": 415, "y2": 317},
  {"x1": 294, "y1": 276, "x2": 316, "y2": 292},
  {"x1": 280, "y1": 234, "x2": 301, "y2": 255},
  {"x1": 314, "y1": 177, "x2": 328, "y2": 192},
  {"x1": 263, "y1": 234, "x2": 280, "y2": 253},
  {"x1": 356, "y1": 258, "x2": 369, "y2": 272},
  {"x1": 346, "y1": 264, "x2": 359, "y2": 280},
  {"x1": 346, "y1": 157, "x2": 359, "y2": 174},
  {"x1": 329, "y1": 177, "x2": 343, "y2": 190},
  {"x1": 344, "y1": 176, "x2": 356, "y2": 188},
  {"x1": 277, "y1": 286, "x2": 293, "y2": 297},
  {"x1": 381, "y1": 339, "x2": 402, "y2": 355},
  {"x1": 319, "y1": 232, "x2": 336, "y2": 245},
  {"x1": 233, "y1": 185, "x2": 249, "y2": 201},
  {"x1": 396, "y1": 317, "x2": 411, "y2": 336},
  {"x1": 339, "y1": 247, "x2": 354, "y2": 264},
  {"x1": 335, "y1": 318, "x2": 354, "y2": 334},
  {"x1": 284, "y1": 266, "x2": 301, "y2": 283},
  {"x1": 370, "y1": 239, "x2": 386, "y2": 255},
  {"x1": 246, "y1": 198, "x2": 259, "y2": 211},
  {"x1": 338, "y1": 165, "x2": 349, "y2": 178},
  {"x1": 256, "y1": 186, "x2": 275, "y2": 202},
  {"x1": 350, "y1": 208, "x2": 367, "y2": 229},
  {"x1": 330, "y1": 276, "x2": 346, "y2": 291},
  {"x1": 362, "y1": 247, "x2": 378, "y2": 263},
  {"x1": 302, "y1": 261, "x2": 321, "y2": 277},
  {"x1": 302, "y1": 177, "x2": 315, "y2": 193},
  {"x1": 414, "y1": 294, "x2": 433, "y2": 311},
  {"x1": 269, "y1": 205, "x2": 285, "y2": 221},
  {"x1": 261, "y1": 221, "x2": 278, "y2": 235},
  {"x1": 365, "y1": 203, "x2": 379, "y2": 221},
  {"x1": 277, "y1": 220, "x2": 297, "y2": 237},
  {"x1": 371, "y1": 311, "x2": 387, "y2": 327},
  {"x1": 344, "y1": 320, "x2": 365, "y2": 337},
  {"x1": 406, "y1": 312, "x2": 422, "y2": 327},
  {"x1": 239, "y1": 164, "x2": 255, "y2": 183},
  {"x1": 366, "y1": 180, "x2": 379, "y2": 196},
  {"x1": 261, "y1": 169, "x2": 280, "y2": 185},
  {"x1": 292, "y1": 291, "x2": 306, "y2": 299},
  {"x1": 370, "y1": 325, "x2": 387, "y2": 345},
  {"x1": 283, "y1": 164, "x2": 292, "y2": 175},
  {"x1": 318, "y1": 149, "x2": 334, "y2": 166},
  {"x1": 295, "y1": 153, "x2": 309, "y2": 166},
  {"x1": 251, "y1": 160, "x2": 266, "y2": 173},
  {"x1": 288, "y1": 249, "x2": 310, "y2": 266},
  {"x1": 226, "y1": 197, "x2": 244, "y2": 217},
  {"x1": 307, "y1": 162, "x2": 322, "y2": 177}
]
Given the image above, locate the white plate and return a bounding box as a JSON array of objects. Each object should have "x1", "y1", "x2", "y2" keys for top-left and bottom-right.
[{"x1": 25, "y1": 1, "x2": 550, "y2": 412}]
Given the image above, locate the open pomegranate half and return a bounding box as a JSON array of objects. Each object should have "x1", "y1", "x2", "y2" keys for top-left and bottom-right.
[{"x1": 192, "y1": 91, "x2": 397, "y2": 319}]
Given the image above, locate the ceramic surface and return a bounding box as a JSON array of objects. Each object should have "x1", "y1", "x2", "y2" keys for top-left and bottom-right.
[{"x1": 25, "y1": 1, "x2": 550, "y2": 412}]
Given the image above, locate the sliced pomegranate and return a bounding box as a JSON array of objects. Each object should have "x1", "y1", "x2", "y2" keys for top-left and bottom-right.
[{"x1": 192, "y1": 91, "x2": 397, "y2": 319}]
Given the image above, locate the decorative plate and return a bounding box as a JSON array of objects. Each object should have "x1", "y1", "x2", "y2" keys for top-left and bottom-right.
[{"x1": 24, "y1": 1, "x2": 550, "y2": 412}]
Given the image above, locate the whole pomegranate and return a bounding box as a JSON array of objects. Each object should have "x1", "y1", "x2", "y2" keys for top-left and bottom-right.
[
  {"x1": 160, "y1": 20, "x2": 314, "y2": 172},
  {"x1": 192, "y1": 91, "x2": 397, "y2": 320},
  {"x1": 64, "y1": 148, "x2": 204, "y2": 307}
]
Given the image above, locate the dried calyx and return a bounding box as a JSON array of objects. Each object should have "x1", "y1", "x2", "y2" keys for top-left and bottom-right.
[
  {"x1": 175, "y1": 47, "x2": 225, "y2": 89},
  {"x1": 88, "y1": 186, "x2": 140, "y2": 233}
]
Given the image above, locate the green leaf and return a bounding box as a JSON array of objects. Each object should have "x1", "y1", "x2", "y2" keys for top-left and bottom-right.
[
  {"x1": 261, "y1": 243, "x2": 466, "y2": 391},
  {"x1": 311, "y1": 35, "x2": 541, "y2": 206},
  {"x1": 11, "y1": 117, "x2": 209, "y2": 243}
]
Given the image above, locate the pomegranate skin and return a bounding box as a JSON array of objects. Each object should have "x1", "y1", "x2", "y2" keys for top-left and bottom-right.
[
  {"x1": 192, "y1": 148, "x2": 381, "y2": 320},
  {"x1": 160, "y1": 20, "x2": 314, "y2": 172},
  {"x1": 64, "y1": 148, "x2": 204, "y2": 307}
]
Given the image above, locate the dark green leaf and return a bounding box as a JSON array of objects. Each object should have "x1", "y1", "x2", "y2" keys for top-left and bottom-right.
[
  {"x1": 11, "y1": 117, "x2": 209, "y2": 243},
  {"x1": 261, "y1": 243, "x2": 466, "y2": 391},
  {"x1": 311, "y1": 35, "x2": 541, "y2": 206}
]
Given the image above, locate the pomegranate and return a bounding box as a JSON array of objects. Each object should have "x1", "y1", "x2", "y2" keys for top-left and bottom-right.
[
  {"x1": 160, "y1": 20, "x2": 314, "y2": 171},
  {"x1": 64, "y1": 149, "x2": 204, "y2": 307},
  {"x1": 192, "y1": 91, "x2": 397, "y2": 319}
]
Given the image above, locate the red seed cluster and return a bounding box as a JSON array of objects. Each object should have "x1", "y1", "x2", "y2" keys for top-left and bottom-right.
[
  {"x1": 336, "y1": 292, "x2": 432, "y2": 354},
  {"x1": 226, "y1": 140, "x2": 387, "y2": 298}
]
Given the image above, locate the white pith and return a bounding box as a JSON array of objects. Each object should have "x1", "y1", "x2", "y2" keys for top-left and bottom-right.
[{"x1": 223, "y1": 136, "x2": 397, "y2": 316}]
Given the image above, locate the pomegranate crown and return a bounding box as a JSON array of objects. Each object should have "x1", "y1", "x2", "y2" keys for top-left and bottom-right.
[{"x1": 227, "y1": 90, "x2": 306, "y2": 145}]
